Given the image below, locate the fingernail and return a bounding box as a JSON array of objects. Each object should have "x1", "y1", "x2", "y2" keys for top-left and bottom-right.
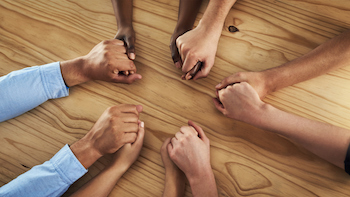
[
  {"x1": 140, "y1": 121, "x2": 144, "y2": 128},
  {"x1": 185, "y1": 74, "x2": 192, "y2": 80},
  {"x1": 130, "y1": 53, "x2": 135, "y2": 60},
  {"x1": 175, "y1": 62, "x2": 181, "y2": 69},
  {"x1": 215, "y1": 83, "x2": 221, "y2": 88}
]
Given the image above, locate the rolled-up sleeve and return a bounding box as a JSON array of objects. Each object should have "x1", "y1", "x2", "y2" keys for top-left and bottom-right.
[
  {"x1": 0, "y1": 62, "x2": 69, "y2": 122},
  {"x1": 0, "y1": 144, "x2": 87, "y2": 197}
]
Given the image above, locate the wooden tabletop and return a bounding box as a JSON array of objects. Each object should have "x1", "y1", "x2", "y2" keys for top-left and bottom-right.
[{"x1": 1, "y1": 0, "x2": 350, "y2": 196}]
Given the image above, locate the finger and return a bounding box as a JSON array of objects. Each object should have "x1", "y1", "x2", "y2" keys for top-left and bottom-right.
[
  {"x1": 136, "y1": 105, "x2": 143, "y2": 113},
  {"x1": 123, "y1": 132, "x2": 138, "y2": 144},
  {"x1": 215, "y1": 73, "x2": 244, "y2": 90},
  {"x1": 213, "y1": 98, "x2": 225, "y2": 114},
  {"x1": 121, "y1": 122, "x2": 139, "y2": 133},
  {"x1": 109, "y1": 44, "x2": 127, "y2": 54},
  {"x1": 188, "y1": 120, "x2": 209, "y2": 143},
  {"x1": 110, "y1": 60, "x2": 136, "y2": 73},
  {"x1": 125, "y1": 35, "x2": 136, "y2": 60},
  {"x1": 167, "y1": 141, "x2": 174, "y2": 157},
  {"x1": 179, "y1": 126, "x2": 197, "y2": 136},
  {"x1": 186, "y1": 61, "x2": 202, "y2": 80},
  {"x1": 106, "y1": 39, "x2": 125, "y2": 46},
  {"x1": 111, "y1": 73, "x2": 142, "y2": 84},
  {"x1": 181, "y1": 54, "x2": 199, "y2": 73},
  {"x1": 175, "y1": 131, "x2": 183, "y2": 141},
  {"x1": 121, "y1": 113, "x2": 139, "y2": 123},
  {"x1": 192, "y1": 62, "x2": 211, "y2": 80},
  {"x1": 118, "y1": 104, "x2": 141, "y2": 115},
  {"x1": 170, "y1": 43, "x2": 182, "y2": 69},
  {"x1": 132, "y1": 121, "x2": 145, "y2": 147},
  {"x1": 161, "y1": 138, "x2": 172, "y2": 153}
]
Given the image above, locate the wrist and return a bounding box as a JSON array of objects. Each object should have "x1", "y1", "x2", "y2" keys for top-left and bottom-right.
[
  {"x1": 261, "y1": 69, "x2": 278, "y2": 94},
  {"x1": 117, "y1": 21, "x2": 133, "y2": 30},
  {"x1": 249, "y1": 103, "x2": 274, "y2": 128},
  {"x1": 187, "y1": 166, "x2": 217, "y2": 196},
  {"x1": 187, "y1": 165, "x2": 214, "y2": 186},
  {"x1": 70, "y1": 135, "x2": 103, "y2": 169},
  {"x1": 60, "y1": 57, "x2": 88, "y2": 87},
  {"x1": 197, "y1": 19, "x2": 222, "y2": 40}
]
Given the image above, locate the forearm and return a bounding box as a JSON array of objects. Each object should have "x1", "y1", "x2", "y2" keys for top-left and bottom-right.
[
  {"x1": 199, "y1": 0, "x2": 237, "y2": 36},
  {"x1": 71, "y1": 164, "x2": 127, "y2": 197},
  {"x1": 175, "y1": 0, "x2": 203, "y2": 31},
  {"x1": 253, "y1": 104, "x2": 350, "y2": 168},
  {"x1": 162, "y1": 170, "x2": 186, "y2": 197},
  {"x1": 188, "y1": 168, "x2": 218, "y2": 197},
  {"x1": 112, "y1": 0, "x2": 133, "y2": 29},
  {"x1": 263, "y1": 29, "x2": 350, "y2": 94}
]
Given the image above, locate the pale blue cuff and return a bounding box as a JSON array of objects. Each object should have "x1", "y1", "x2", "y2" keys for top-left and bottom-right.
[{"x1": 50, "y1": 144, "x2": 88, "y2": 184}]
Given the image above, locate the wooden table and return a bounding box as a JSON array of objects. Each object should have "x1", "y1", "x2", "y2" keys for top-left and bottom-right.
[{"x1": 1, "y1": 0, "x2": 350, "y2": 196}]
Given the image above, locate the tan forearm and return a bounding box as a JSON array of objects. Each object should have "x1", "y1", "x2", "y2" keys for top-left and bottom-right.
[
  {"x1": 162, "y1": 170, "x2": 186, "y2": 197},
  {"x1": 254, "y1": 104, "x2": 350, "y2": 169},
  {"x1": 199, "y1": 0, "x2": 237, "y2": 36},
  {"x1": 71, "y1": 164, "x2": 126, "y2": 197},
  {"x1": 264, "y1": 29, "x2": 350, "y2": 94}
]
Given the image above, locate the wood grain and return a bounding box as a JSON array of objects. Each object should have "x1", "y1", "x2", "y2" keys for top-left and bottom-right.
[{"x1": 1, "y1": 0, "x2": 350, "y2": 196}]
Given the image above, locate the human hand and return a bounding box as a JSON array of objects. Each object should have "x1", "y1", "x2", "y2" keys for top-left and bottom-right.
[
  {"x1": 110, "y1": 121, "x2": 145, "y2": 172},
  {"x1": 161, "y1": 138, "x2": 186, "y2": 197},
  {"x1": 168, "y1": 121, "x2": 211, "y2": 181},
  {"x1": 70, "y1": 104, "x2": 143, "y2": 169},
  {"x1": 88, "y1": 104, "x2": 143, "y2": 156},
  {"x1": 115, "y1": 26, "x2": 136, "y2": 60},
  {"x1": 176, "y1": 22, "x2": 220, "y2": 80},
  {"x1": 215, "y1": 71, "x2": 270, "y2": 99},
  {"x1": 213, "y1": 82, "x2": 266, "y2": 124},
  {"x1": 82, "y1": 39, "x2": 141, "y2": 83}
]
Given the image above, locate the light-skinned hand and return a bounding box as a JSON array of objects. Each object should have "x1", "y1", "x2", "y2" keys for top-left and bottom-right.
[
  {"x1": 215, "y1": 71, "x2": 269, "y2": 99},
  {"x1": 176, "y1": 23, "x2": 220, "y2": 80},
  {"x1": 167, "y1": 121, "x2": 211, "y2": 181},
  {"x1": 110, "y1": 121, "x2": 145, "y2": 172},
  {"x1": 213, "y1": 82, "x2": 265, "y2": 124}
]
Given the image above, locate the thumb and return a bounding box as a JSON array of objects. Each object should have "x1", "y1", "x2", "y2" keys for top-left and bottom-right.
[
  {"x1": 125, "y1": 35, "x2": 136, "y2": 60},
  {"x1": 213, "y1": 98, "x2": 225, "y2": 115},
  {"x1": 112, "y1": 73, "x2": 142, "y2": 84},
  {"x1": 133, "y1": 121, "x2": 145, "y2": 148}
]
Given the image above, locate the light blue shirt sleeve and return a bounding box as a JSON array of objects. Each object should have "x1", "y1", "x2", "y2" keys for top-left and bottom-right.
[
  {"x1": 0, "y1": 62, "x2": 69, "y2": 122},
  {"x1": 0, "y1": 144, "x2": 88, "y2": 197}
]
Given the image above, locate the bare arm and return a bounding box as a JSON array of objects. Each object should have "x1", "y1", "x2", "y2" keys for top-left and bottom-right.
[
  {"x1": 214, "y1": 82, "x2": 350, "y2": 169},
  {"x1": 216, "y1": 29, "x2": 350, "y2": 98},
  {"x1": 71, "y1": 122, "x2": 145, "y2": 197},
  {"x1": 176, "y1": 0, "x2": 237, "y2": 80},
  {"x1": 111, "y1": 0, "x2": 135, "y2": 60}
]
